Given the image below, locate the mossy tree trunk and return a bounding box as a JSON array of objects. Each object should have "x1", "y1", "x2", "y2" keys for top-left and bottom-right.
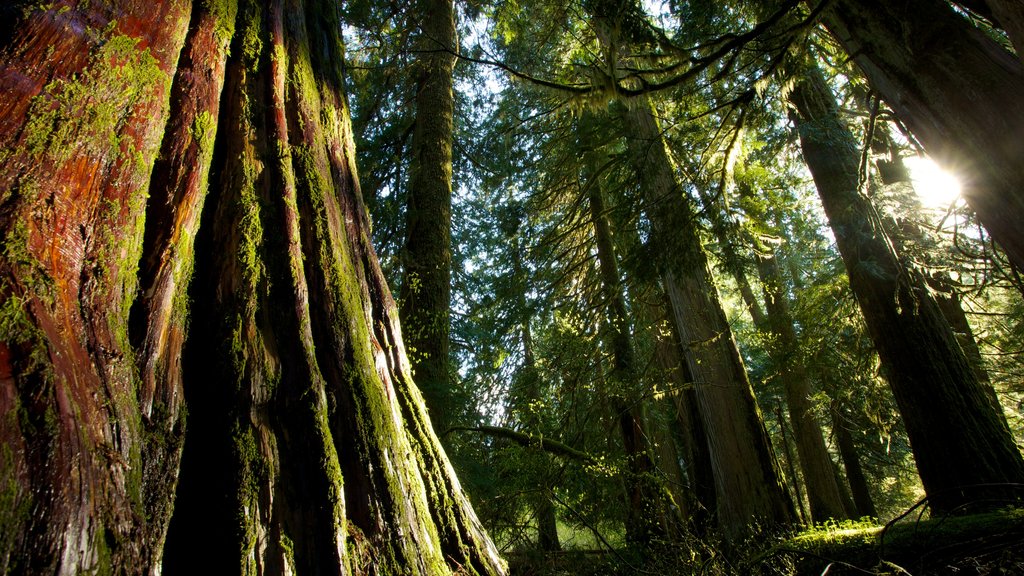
[
  {"x1": 399, "y1": 0, "x2": 458, "y2": 434},
  {"x1": 0, "y1": 1, "x2": 506, "y2": 575},
  {"x1": 820, "y1": 0, "x2": 1024, "y2": 273},
  {"x1": 621, "y1": 100, "x2": 796, "y2": 539},
  {"x1": 789, "y1": 64, "x2": 1024, "y2": 514}
]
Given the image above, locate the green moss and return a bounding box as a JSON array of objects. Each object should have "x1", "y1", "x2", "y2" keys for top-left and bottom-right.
[
  {"x1": 0, "y1": 444, "x2": 31, "y2": 573},
  {"x1": 202, "y1": 0, "x2": 238, "y2": 46},
  {"x1": 22, "y1": 32, "x2": 168, "y2": 166},
  {"x1": 190, "y1": 111, "x2": 216, "y2": 157},
  {"x1": 239, "y1": 0, "x2": 263, "y2": 69},
  {"x1": 774, "y1": 509, "x2": 1024, "y2": 574}
]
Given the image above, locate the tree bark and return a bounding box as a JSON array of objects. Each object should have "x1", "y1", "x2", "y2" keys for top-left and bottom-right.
[
  {"x1": 0, "y1": 1, "x2": 505, "y2": 574},
  {"x1": 621, "y1": 99, "x2": 795, "y2": 538},
  {"x1": 789, "y1": 64, "x2": 1024, "y2": 514},
  {"x1": 399, "y1": 0, "x2": 458, "y2": 434},
  {"x1": 0, "y1": 3, "x2": 192, "y2": 572},
  {"x1": 821, "y1": 0, "x2": 1024, "y2": 273},
  {"x1": 649, "y1": 296, "x2": 717, "y2": 533}
]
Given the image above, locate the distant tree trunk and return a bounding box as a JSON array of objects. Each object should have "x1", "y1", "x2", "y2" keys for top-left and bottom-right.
[
  {"x1": 821, "y1": 0, "x2": 1024, "y2": 273},
  {"x1": 622, "y1": 99, "x2": 795, "y2": 538},
  {"x1": 774, "y1": 402, "x2": 808, "y2": 523},
  {"x1": 399, "y1": 0, "x2": 458, "y2": 433},
  {"x1": 586, "y1": 170, "x2": 667, "y2": 547},
  {"x1": 789, "y1": 64, "x2": 1024, "y2": 514},
  {"x1": 757, "y1": 252, "x2": 850, "y2": 522},
  {"x1": 0, "y1": 2, "x2": 505, "y2": 575},
  {"x1": 509, "y1": 235, "x2": 561, "y2": 552},
  {"x1": 702, "y1": 180, "x2": 848, "y2": 523},
  {"x1": 831, "y1": 405, "x2": 878, "y2": 519}
]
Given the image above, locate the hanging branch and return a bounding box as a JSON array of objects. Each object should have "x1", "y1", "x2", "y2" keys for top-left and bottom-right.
[{"x1": 447, "y1": 425, "x2": 598, "y2": 463}]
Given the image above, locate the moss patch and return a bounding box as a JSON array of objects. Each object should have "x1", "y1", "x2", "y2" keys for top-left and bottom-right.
[{"x1": 767, "y1": 509, "x2": 1024, "y2": 575}]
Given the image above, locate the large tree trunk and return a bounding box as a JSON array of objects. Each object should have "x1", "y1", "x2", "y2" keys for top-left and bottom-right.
[
  {"x1": 399, "y1": 0, "x2": 458, "y2": 433},
  {"x1": 622, "y1": 100, "x2": 795, "y2": 538},
  {"x1": 789, "y1": 64, "x2": 1024, "y2": 514},
  {"x1": 649, "y1": 296, "x2": 717, "y2": 533},
  {"x1": 701, "y1": 180, "x2": 848, "y2": 523},
  {"x1": 820, "y1": 0, "x2": 1024, "y2": 273},
  {"x1": 0, "y1": 1, "x2": 505, "y2": 575}
]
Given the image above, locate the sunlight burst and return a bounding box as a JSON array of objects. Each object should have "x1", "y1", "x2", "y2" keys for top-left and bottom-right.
[{"x1": 904, "y1": 156, "x2": 962, "y2": 209}]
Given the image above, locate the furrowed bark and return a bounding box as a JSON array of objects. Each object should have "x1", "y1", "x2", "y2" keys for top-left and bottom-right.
[
  {"x1": 0, "y1": 2, "x2": 191, "y2": 573},
  {"x1": 0, "y1": 1, "x2": 506, "y2": 574}
]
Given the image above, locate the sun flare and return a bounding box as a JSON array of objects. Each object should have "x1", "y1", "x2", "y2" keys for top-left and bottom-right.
[{"x1": 904, "y1": 156, "x2": 962, "y2": 209}]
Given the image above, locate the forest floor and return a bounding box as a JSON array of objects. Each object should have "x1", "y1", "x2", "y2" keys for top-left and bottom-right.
[{"x1": 505, "y1": 507, "x2": 1024, "y2": 575}]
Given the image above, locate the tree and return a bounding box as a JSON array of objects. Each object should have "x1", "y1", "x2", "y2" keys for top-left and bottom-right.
[
  {"x1": 788, "y1": 63, "x2": 1024, "y2": 514},
  {"x1": 583, "y1": 141, "x2": 669, "y2": 547},
  {"x1": 820, "y1": 0, "x2": 1024, "y2": 273},
  {"x1": 400, "y1": 0, "x2": 459, "y2": 433},
  {"x1": 0, "y1": 2, "x2": 505, "y2": 574},
  {"x1": 621, "y1": 98, "x2": 796, "y2": 538}
]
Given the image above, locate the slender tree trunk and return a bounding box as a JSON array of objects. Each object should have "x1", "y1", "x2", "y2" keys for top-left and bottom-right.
[
  {"x1": 703, "y1": 180, "x2": 848, "y2": 523},
  {"x1": 831, "y1": 406, "x2": 878, "y2": 519},
  {"x1": 789, "y1": 64, "x2": 1024, "y2": 514},
  {"x1": 586, "y1": 170, "x2": 666, "y2": 547},
  {"x1": 774, "y1": 402, "x2": 808, "y2": 524},
  {"x1": 510, "y1": 239, "x2": 561, "y2": 552},
  {"x1": 0, "y1": 1, "x2": 505, "y2": 574},
  {"x1": 757, "y1": 252, "x2": 850, "y2": 522},
  {"x1": 399, "y1": 0, "x2": 458, "y2": 433},
  {"x1": 821, "y1": 0, "x2": 1024, "y2": 272},
  {"x1": 621, "y1": 100, "x2": 795, "y2": 538}
]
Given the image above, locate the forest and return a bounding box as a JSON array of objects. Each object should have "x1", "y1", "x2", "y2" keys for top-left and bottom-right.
[{"x1": 1, "y1": 0, "x2": 1023, "y2": 574}]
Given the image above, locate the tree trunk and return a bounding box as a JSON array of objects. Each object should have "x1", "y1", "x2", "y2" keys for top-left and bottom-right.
[
  {"x1": 789, "y1": 64, "x2": 1024, "y2": 514},
  {"x1": 821, "y1": 0, "x2": 1024, "y2": 273},
  {"x1": 0, "y1": 1, "x2": 505, "y2": 574},
  {"x1": 399, "y1": 0, "x2": 458, "y2": 433},
  {"x1": 509, "y1": 238, "x2": 561, "y2": 552},
  {"x1": 586, "y1": 169, "x2": 666, "y2": 547},
  {"x1": 831, "y1": 406, "x2": 878, "y2": 519},
  {"x1": 650, "y1": 297, "x2": 717, "y2": 533},
  {"x1": 703, "y1": 178, "x2": 849, "y2": 523},
  {"x1": 621, "y1": 99, "x2": 795, "y2": 538},
  {"x1": 757, "y1": 252, "x2": 850, "y2": 522}
]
